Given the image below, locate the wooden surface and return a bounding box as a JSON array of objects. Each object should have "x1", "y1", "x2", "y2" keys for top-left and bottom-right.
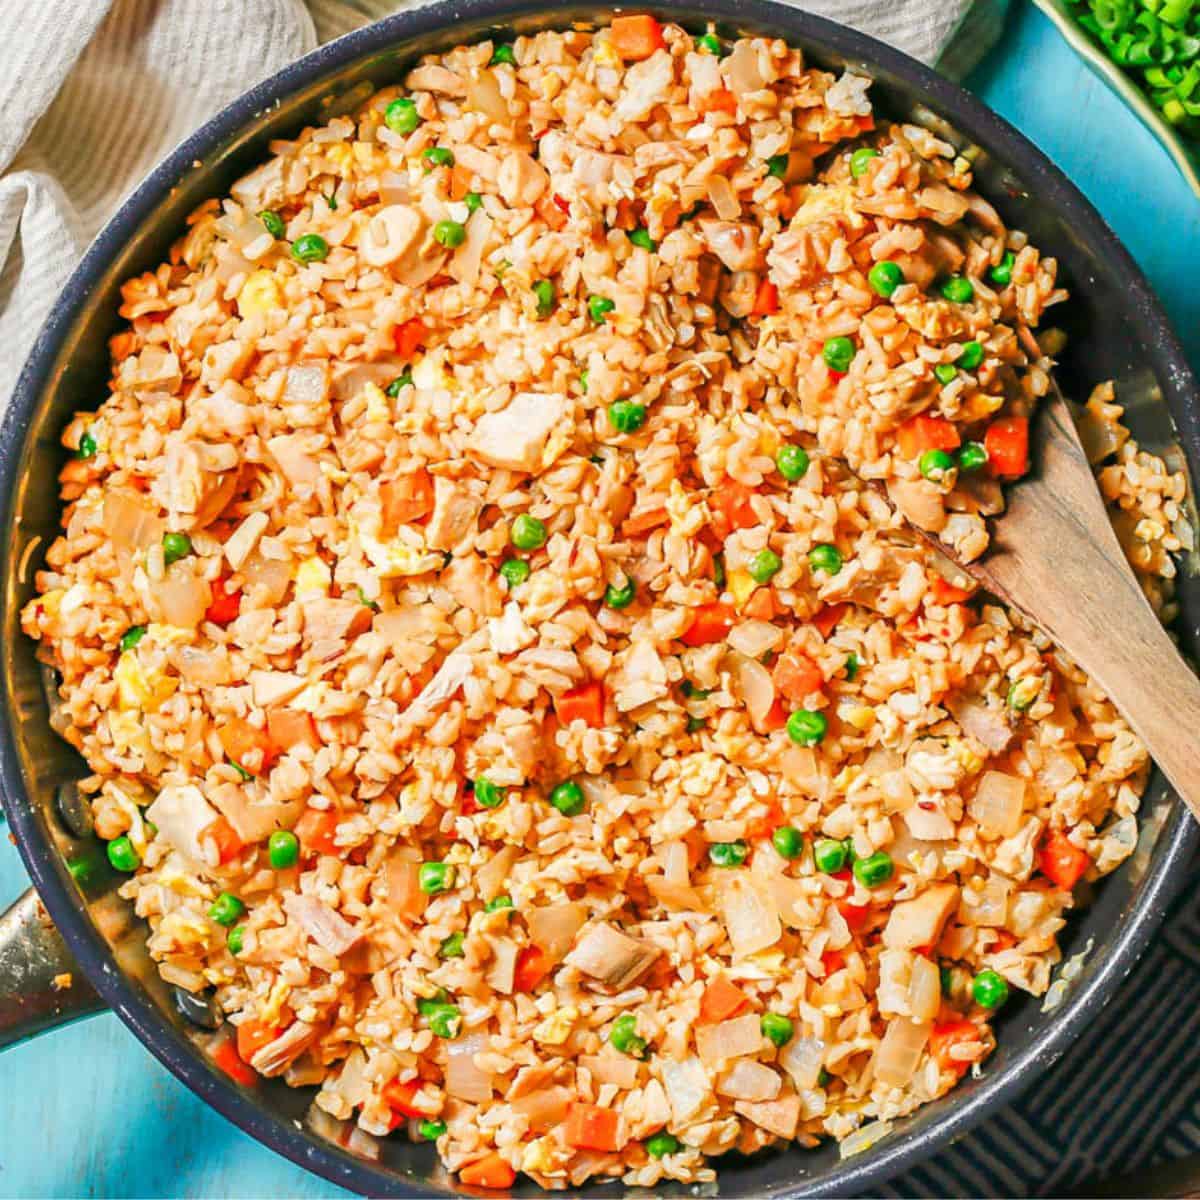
[{"x1": 1, "y1": 3, "x2": 1199, "y2": 1197}]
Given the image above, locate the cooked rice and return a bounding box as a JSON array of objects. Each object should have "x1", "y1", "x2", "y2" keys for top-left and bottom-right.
[{"x1": 22, "y1": 19, "x2": 1189, "y2": 1190}]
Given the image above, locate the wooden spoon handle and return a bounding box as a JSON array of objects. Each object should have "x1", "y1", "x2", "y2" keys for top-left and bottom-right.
[{"x1": 967, "y1": 392, "x2": 1200, "y2": 823}]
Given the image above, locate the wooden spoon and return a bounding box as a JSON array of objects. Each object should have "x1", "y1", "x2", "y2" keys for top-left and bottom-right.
[{"x1": 936, "y1": 384, "x2": 1200, "y2": 820}]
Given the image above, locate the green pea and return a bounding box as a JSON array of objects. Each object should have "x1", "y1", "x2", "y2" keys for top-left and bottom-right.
[
  {"x1": 422, "y1": 146, "x2": 455, "y2": 169},
  {"x1": 713, "y1": 552, "x2": 726, "y2": 589},
  {"x1": 786, "y1": 709, "x2": 827, "y2": 747},
  {"x1": 822, "y1": 336, "x2": 856, "y2": 374},
  {"x1": 66, "y1": 852, "x2": 103, "y2": 888},
  {"x1": 849, "y1": 147, "x2": 879, "y2": 178},
  {"x1": 709, "y1": 840, "x2": 748, "y2": 867},
  {"x1": 747, "y1": 548, "x2": 782, "y2": 585},
  {"x1": 868, "y1": 260, "x2": 904, "y2": 299},
  {"x1": 766, "y1": 153, "x2": 789, "y2": 180},
  {"x1": 609, "y1": 1013, "x2": 648, "y2": 1058},
  {"x1": 588, "y1": 294, "x2": 615, "y2": 323},
  {"x1": 608, "y1": 400, "x2": 646, "y2": 434},
  {"x1": 957, "y1": 341, "x2": 985, "y2": 371},
  {"x1": 419, "y1": 1119, "x2": 447, "y2": 1141},
  {"x1": 813, "y1": 838, "x2": 848, "y2": 874},
  {"x1": 957, "y1": 441, "x2": 988, "y2": 472},
  {"x1": 549, "y1": 780, "x2": 585, "y2": 817},
  {"x1": 490, "y1": 43, "x2": 517, "y2": 66},
  {"x1": 418, "y1": 862, "x2": 456, "y2": 894},
  {"x1": 686, "y1": 715, "x2": 706, "y2": 733},
  {"x1": 258, "y1": 210, "x2": 286, "y2": 239},
  {"x1": 844, "y1": 652, "x2": 860, "y2": 681},
  {"x1": 579, "y1": 368, "x2": 590, "y2": 394},
  {"x1": 76, "y1": 431, "x2": 98, "y2": 460},
  {"x1": 106, "y1": 835, "x2": 140, "y2": 873},
  {"x1": 940, "y1": 275, "x2": 975, "y2": 304},
  {"x1": 646, "y1": 1132, "x2": 680, "y2": 1158},
  {"x1": 227, "y1": 925, "x2": 246, "y2": 955},
  {"x1": 209, "y1": 892, "x2": 245, "y2": 927},
  {"x1": 510, "y1": 514, "x2": 547, "y2": 551},
  {"x1": 473, "y1": 777, "x2": 504, "y2": 809},
  {"x1": 485, "y1": 895, "x2": 514, "y2": 913},
  {"x1": 532, "y1": 278, "x2": 556, "y2": 317},
  {"x1": 465, "y1": 191, "x2": 483, "y2": 213},
  {"x1": 760, "y1": 1012, "x2": 794, "y2": 1047},
  {"x1": 499, "y1": 559, "x2": 530, "y2": 590},
  {"x1": 694, "y1": 32, "x2": 723, "y2": 55},
  {"x1": 426, "y1": 1003, "x2": 462, "y2": 1038},
  {"x1": 989, "y1": 251, "x2": 1016, "y2": 286},
  {"x1": 386, "y1": 370, "x2": 413, "y2": 397},
  {"x1": 771, "y1": 826, "x2": 803, "y2": 859},
  {"x1": 119, "y1": 626, "x2": 147, "y2": 654},
  {"x1": 162, "y1": 532, "x2": 192, "y2": 566},
  {"x1": 384, "y1": 97, "x2": 421, "y2": 134},
  {"x1": 817, "y1": 1067, "x2": 833, "y2": 1088},
  {"x1": 267, "y1": 830, "x2": 299, "y2": 870},
  {"x1": 1007, "y1": 678, "x2": 1039, "y2": 713},
  {"x1": 433, "y1": 219, "x2": 466, "y2": 249},
  {"x1": 934, "y1": 363, "x2": 958, "y2": 386},
  {"x1": 919, "y1": 448, "x2": 956, "y2": 481},
  {"x1": 290, "y1": 233, "x2": 330, "y2": 263},
  {"x1": 604, "y1": 577, "x2": 636, "y2": 609},
  {"x1": 972, "y1": 968, "x2": 1010, "y2": 1008},
  {"x1": 808, "y1": 544, "x2": 843, "y2": 575},
  {"x1": 439, "y1": 932, "x2": 465, "y2": 958},
  {"x1": 853, "y1": 850, "x2": 894, "y2": 888},
  {"x1": 627, "y1": 227, "x2": 657, "y2": 252},
  {"x1": 776, "y1": 444, "x2": 810, "y2": 481},
  {"x1": 417, "y1": 991, "x2": 449, "y2": 1014}
]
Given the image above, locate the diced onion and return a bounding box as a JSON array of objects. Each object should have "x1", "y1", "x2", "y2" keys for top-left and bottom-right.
[
  {"x1": 767, "y1": 873, "x2": 810, "y2": 930},
  {"x1": 961, "y1": 874, "x2": 1011, "y2": 927},
  {"x1": 662, "y1": 841, "x2": 689, "y2": 884},
  {"x1": 528, "y1": 902, "x2": 587, "y2": 963},
  {"x1": 379, "y1": 171, "x2": 410, "y2": 205},
  {"x1": 384, "y1": 850, "x2": 426, "y2": 920},
  {"x1": 730, "y1": 651, "x2": 775, "y2": 730},
  {"x1": 947, "y1": 694, "x2": 1013, "y2": 753},
  {"x1": 779, "y1": 746, "x2": 827, "y2": 800},
  {"x1": 102, "y1": 491, "x2": 163, "y2": 556},
  {"x1": 241, "y1": 554, "x2": 293, "y2": 607},
  {"x1": 969, "y1": 771, "x2": 1026, "y2": 838},
  {"x1": 154, "y1": 564, "x2": 211, "y2": 628},
  {"x1": 780, "y1": 1036, "x2": 825, "y2": 1090},
  {"x1": 873, "y1": 1018, "x2": 930, "y2": 1087},
  {"x1": 908, "y1": 956, "x2": 940, "y2": 1022},
  {"x1": 720, "y1": 875, "x2": 781, "y2": 958},
  {"x1": 717, "y1": 1060, "x2": 781, "y2": 1102},
  {"x1": 728, "y1": 620, "x2": 785, "y2": 660},
  {"x1": 449, "y1": 209, "x2": 491, "y2": 288},
  {"x1": 706, "y1": 175, "x2": 741, "y2": 220},
  {"x1": 445, "y1": 1033, "x2": 493, "y2": 1102},
  {"x1": 662, "y1": 1056, "x2": 710, "y2": 1122},
  {"x1": 466, "y1": 68, "x2": 509, "y2": 124},
  {"x1": 840, "y1": 1118, "x2": 894, "y2": 1160},
  {"x1": 580, "y1": 1052, "x2": 639, "y2": 1089},
  {"x1": 726, "y1": 40, "x2": 766, "y2": 97},
  {"x1": 1036, "y1": 749, "x2": 1077, "y2": 791},
  {"x1": 476, "y1": 844, "x2": 520, "y2": 902},
  {"x1": 697, "y1": 1013, "x2": 763, "y2": 1064},
  {"x1": 511, "y1": 1084, "x2": 571, "y2": 1131},
  {"x1": 646, "y1": 876, "x2": 704, "y2": 910}
]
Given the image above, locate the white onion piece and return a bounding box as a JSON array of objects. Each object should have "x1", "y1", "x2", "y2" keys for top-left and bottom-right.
[
  {"x1": 384, "y1": 850, "x2": 426, "y2": 920},
  {"x1": 728, "y1": 620, "x2": 784, "y2": 659},
  {"x1": 485, "y1": 936, "x2": 518, "y2": 994},
  {"x1": 662, "y1": 841, "x2": 689, "y2": 884},
  {"x1": 946, "y1": 694, "x2": 1013, "y2": 753},
  {"x1": 726, "y1": 40, "x2": 765, "y2": 97},
  {"x1": 969, "y1": 771, "x2": 1026, "y2": 838},
  {"x1": 170, "y1": 645, "x2": 231, "y2": 687},
  {"x1": 908, "y1": 956, "x2": 941, "y2": 1021},
  {"x1": 840, "y1": 1119, "x2": 894, "y2": 1160},
  {"x1": 580, "y1": 1052, "x2": 639, "y2": 1089},
  {"x1": 476, "y1": 844, "x2": 519, "y2": 902},
  {"x1": 466, "y1": 68, "x2": 509, "y2": 124},
  {"x1": 662, "y1": 1056, "x2": 710, "y2": 1122},
  {"x1": 511, "y1": 1084, "x2": 571, "y2": 1131},
  {"x1": 873, "y1": 1018, "x2": 931, "y2": 1087},
  {"x1": 720, "y1": 875, "x2": 781, "y2": 958},
  {"x1": 449, "y1": 208, "x2": 491, "y2": 287},
  {"x1": 155, "y1": 564, "x2": 211, "y2": 628},
  {"x1": 961, "y1": 875, "x2": 1011, "y2": 927},
  {"x1": 780, "y1": 1036, "x2": 825, "y2": 1090},
  {"x1": 241, "y1": 553, "x2": 293, "y2": 607},
  {"x1": 903, "y1": 804, "x2": 956, "y2": 842},
  {"x1": 717, "y1": 1060, "x2": 781, "y2": 1102},
  {"x1": 706, "y1": 175, "x2": 741, "y2": 220},
  {"x1": 730, "y1": 652, "x2": 775, "y2": 730},
  {"x1": 102, "y1": 491, "x2": 163, "y2": 556},
  {"x1": 146, "y1": 783, "x2": 218, "y2": 863},
  {"x1": 779, "y1": 746, "x2": 827, "y2": 800},
  {"x1": 696, "y1": 1012, "x2": 762, "y2": 1064},
  {"x1": 646, "y1": 876, "x2": 704, "y2": 910},
  {"x1": 1037, "y1": 749, "x2": 1077, "y2": 791},
  {"x1": 379, "y1": 170, "x2": 410, "y2": 205},
  {"x1": 445, "y1": 1033, "x2": 493, "y2": 1102},
  {"x1": 528, "y1": 902, "x2": 587, "y2": 963}
]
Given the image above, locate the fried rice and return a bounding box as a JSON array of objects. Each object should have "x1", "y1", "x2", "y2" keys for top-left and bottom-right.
[{"x1": 21, "y1": 17, "x2": 1192, "y2": 1191}]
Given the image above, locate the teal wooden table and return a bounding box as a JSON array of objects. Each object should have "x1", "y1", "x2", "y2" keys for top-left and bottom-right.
[{"x1": 3, "y1": 4, "x2": 1198, "y2": 1196}]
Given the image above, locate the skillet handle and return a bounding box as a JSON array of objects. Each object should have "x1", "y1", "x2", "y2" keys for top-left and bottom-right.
[{"x1": 0, "y1": 888, "x2": 104, "y2": 1050}]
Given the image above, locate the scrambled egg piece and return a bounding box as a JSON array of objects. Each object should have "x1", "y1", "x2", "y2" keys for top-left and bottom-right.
[
  {"x1": 114, "y1": 652, "x2": 178, "y2": 712},
  {"x1": 521, "y1": 1138, "x2": 561, "y2": 1175},
  {"x1": 843, "y1": 704, "x2": 876, "y2": 731},
  {"x1": 533, "y1": 1005, "x2": 577, "y2": 1045},
  {"x1": 107, "y1": 710, "x2": 148, "y2": 757},
  {"x1": 146, "y1": 623, "x2": 193, "y2": 647},
  {"x1": 237, "y1": 269, "x2": 282, "y2": 318},
  {"x1": 791, "y1": 183, "x2": 866, "y2": 232},
  {"x1": 260, "y1": 977, "x2": 293, "y2": 1027},
  {"x1": 295, "y1": 555, "x2": 332, "y2": 595},
  {"x1": 727, "y1": 568, "x2": 758, "y2": 609},
  {"x1": 593, "y1": 39, "x2": 621, "y2": 68},
  {"x1": 363, "y1": 382, "x2": 390, "y2": 424}
]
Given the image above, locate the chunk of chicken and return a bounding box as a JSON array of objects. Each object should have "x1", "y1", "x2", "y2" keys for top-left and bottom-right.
[
  {"x1": 564, "y1": 922, "x2": 662, "y2": 989},
  {"x1": 498, "y1": 151, "x2": 549, "y2": 207},
  {"x1": 250, "y1": 1021, "x2": 318, "y2": 1077},
  {"x1": 283, "y1": 893, "x2": 363, "y2": 956},
  {"x1": 466, "y1": 391, "x2": 570, "y2": 473},
  {"x1": 301, "y1": 597, "x2": 373, "y2": 661},
  {"x1": 698, "y1": 219, "x2": 763, "y2": 272},
  {"x1": 425, "y1": 477, "x2": 482, "y2": 552},
  {"x1": 882, "y1": 882, "x2": 960, "y2": 951}
]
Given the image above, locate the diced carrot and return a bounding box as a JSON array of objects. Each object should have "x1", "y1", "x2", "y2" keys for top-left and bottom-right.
[
  {"x1": 514, "y1": 945, "x2": 550, "y2": 993},
  {"x1": 681, "y1": 601, "x2": 735, "y2": 647},
  {"x1": 621, "y1": 507, "x2": 669, "y2": 537},
  {"x1": 699, "y1": 975, "x2": 750, "y2": 1023},
  {"x1": 266, "y1": 708, "x2": 321, "y2": 752},
  {"x1": 383, "y1": 1078, "x2": 430, "y2": 1119},
  {"x1": 219, "y1": 717, "x2": 278, "y2": 775},
  {"x1": 855, "y1": 114, "x2": 876, "y2": 131},
  {"x1": 928, "y1": 576, "x2": 973, "y2": 606},
  {"x1": 745, "y1": 800, "x2": 784, "y2": 841},
  {"x1": 984, "y1": 415, "x2": 1029, "y2": 479},
  {"x1": 742, "y1": 586, "x2": 775, "y2": 621},
  {"x1": 1037, "y1": 830, "x2": 1090, "y2": 890},
  {"x1": 393, "y1": 317, "x2": 427, "y2": 359},
  {"x1": 206, "y1": 576, "x2": 241, "y2": 625},
  {"x1": 459, "y1": 1152, "x2": 517, "y2": 1190},
  {"x1": 294, "y1": 807, "x2": 340, "y2": 857},
  {"x1": 212, "y1": 1037, "x2": 258, "y2": 1086},
  {"x1": 554, "y1": 681, "x2": 606, "y2": 728},
  {"x1": 929, "y1": 1018, "x2": 981, "y2": 1078},
  {"x1": 821, "y1": 949, "x2": 845, "y2": 976},
  {"x1": 991, "y1": 930, "x2": 1017, "y2": 952},
  {"x1": 838, "y1": 899, "x2": 871, "y2": 932},
  {"x1": 897, "y1": 414, "x2": 961, "y2": 459},
  {"x1": 537, "y1": 192, "x2": 568, "y2": 231},
  {"x1": 759, "y1": 697, "x2": 788, "y2": 733},
  {"x1": 698, "y1": 87, "x2": 738, "y2": 116},
  {"x1": 773, "y1": 650, "x2": 824, "y2": 703},
  {"x1": 614, "y1": 197, "x2": 638, "y2": 231},
  {"x1": 236, "y1": 1018, "x2": 282, "y2": 1063},
  {"x1": 449, "y1": 163, "x2": 473, "y2": 201},
  {"x1": 752, "y1": 278, "x2": 779, "y2": 317},
  {"x1": 609, "y1": 14, "x2": 665, "y2": 60},
  {"x1": 553, "y1": 194, "x2": 570, "y2": 215},
  {"x1": 811, "y1": 602, "x2": 847, "y2": 638},
  {"x1": 711, "y1": 481, "x2": 759, "y2": 532},
  {"x1": 564, "y1": 1102, "x2": 623, "y2": 1152},
  {"x1": 380, "y1": 469, "x2": 434, "y2": 532},
  {"x1": 202, "y1": 815, "x2": 245, "y2": 866}
]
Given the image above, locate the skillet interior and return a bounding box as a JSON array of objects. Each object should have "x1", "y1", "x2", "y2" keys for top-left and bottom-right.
[{"x1": 2, "y1": 2, "x2": 1197, "y2": 1195}]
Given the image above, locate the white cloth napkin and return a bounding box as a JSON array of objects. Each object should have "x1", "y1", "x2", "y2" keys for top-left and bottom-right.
[{"x1": 0, "y1": 0, "x2": 1007, "y2": 407}]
